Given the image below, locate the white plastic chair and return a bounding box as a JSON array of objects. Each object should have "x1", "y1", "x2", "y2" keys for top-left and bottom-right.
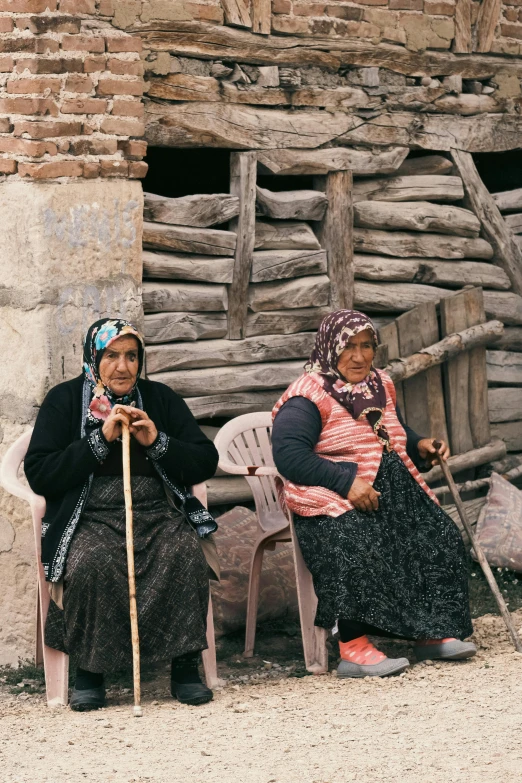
[
  {"x1": 214, "y1": 412, "x2": 328, "y2": 674},
  {"x1": 0, "y1": 429, "x2": 220, "y2": 707}
]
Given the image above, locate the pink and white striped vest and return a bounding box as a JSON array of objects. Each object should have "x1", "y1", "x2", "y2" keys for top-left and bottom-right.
[{"x1": 272, "y1": 371, "x2": 438, "y2": 518}]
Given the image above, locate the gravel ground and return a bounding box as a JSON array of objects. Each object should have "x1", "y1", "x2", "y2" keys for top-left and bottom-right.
[{"x1": 1, "y1": 609, "x2": 521, "y2": 783}]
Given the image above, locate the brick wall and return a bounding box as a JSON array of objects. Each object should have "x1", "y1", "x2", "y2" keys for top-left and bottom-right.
[{"x1": 0, "y1": 0, "x2": 147, "y2": 181}]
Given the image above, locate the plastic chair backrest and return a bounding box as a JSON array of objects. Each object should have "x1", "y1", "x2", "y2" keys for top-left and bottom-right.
[{"x1": 214, "y1": 412, "x2": 287, "y2": 533}]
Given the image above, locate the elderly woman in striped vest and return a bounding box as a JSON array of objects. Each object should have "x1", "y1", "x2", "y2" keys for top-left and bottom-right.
[{"x1": 272, "y1": 310, "x2": 476, "y2": 678}]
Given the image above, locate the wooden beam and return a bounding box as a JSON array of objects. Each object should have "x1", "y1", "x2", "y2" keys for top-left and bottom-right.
[
  {"x1": 475, "y1": 0, "x2": 501, "y2": 53},
  {"x1": 245, "y1": 306, "x2": 330, "y2": 337},
  {"x1": 150, "y1": 360, "x2": 304, "y2": 396},
  {"x1": 252, "y1": 0, "x2": 271, "y2": 35},
  {"x1": 314, "y1": 170, "x2": 353, "y2": 310},
  {"x1": 185, "y1": 389, "x2": 284, "y2": 419},
  {"x1": 394, "y1": 155, "x2": 453, "y2": 177},
  {"x1": 491, "y1": 421, "x2": 522, "y2": 452},
  {"x1": 421, "y1": 438, "x2": 507, "y2": 483},
  {"x1": 228, "y1": 151, "x2": 257, "y2": 340},
  {"x1": 487, "y1": 326, "x2": 522, "y2": 352},
  {"x1": 454, "y1": 0, "x2": 472, "y2": 53},
  {"x1": 142, "y1": 222, "x2": 237, "y2": 256},
  {"x1": 257, "y1": 147, "x2": 409, "y2": 177},
  {"x1": 353, "y1": 201, "x2": 480, "y2": 237},
  {"x1": 249, "y1": 275, "x2": 330, "y2": 312},
  {"x1": 504, "y1": 213, "x2": 522, "y2": 234},
  {"x1": 493, "y1": 188, "x2": 522, "y2": 213},
  {"x1": 353, "y1": 175, "x2": 464, "y2": 204},
  {"x1": 486, "y1": 350, "x2": 522, "y2": 385},
  {"x1": 220, "y1": 83, "x2": 376, "y2": 109},
  {"x1": 142, "y1": 251, "x2": 234, "y2": 284},
  {"x1": 143, "y1": 192, "x2": 239, "y2": 227},
  {"x1": 450, "y1": 149, "x2": 522, "y2": 296},
  {"x1": 378, "y1": 320, "x2": 404, "y2": 411},
  {"x1": 488, "y1": 387, "x2": 522, "y2": 423},
  {"x1": 221, "y1": 0, "x2": 252, "y2": 28},
  {"x1": 142, "y1": 281, "x2": 228, "y2": 313},
  {"x1": 143, "y1": 312, "x2": 227, "y2": 343},
  {"x1": 353, "y1": 228, "x2": 493, "y2": 260},
  {"x1": 256, "y1": 187, "x2": 327, "y2": 221},
  {"x1": 255, "y1": 219, "x2": 321, "y2": 251},
  {"x1": 354, "y1": 255, "x2": 510, "y2": 290},
  {"x1": 251, "y1": 249, "x2": 327, "y2": 283}
]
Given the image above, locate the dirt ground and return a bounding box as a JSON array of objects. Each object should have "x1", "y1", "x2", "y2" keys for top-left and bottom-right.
[{"x1": 1, "y1": 609, "x2": 521, "y2": 783}]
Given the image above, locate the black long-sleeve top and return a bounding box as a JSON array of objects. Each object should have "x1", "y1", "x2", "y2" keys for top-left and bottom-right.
[
  {"x1": 272, "y1": 397, "x2": 425, "y2": 498},
  {"x1": 25, "y1": 374, "x2": 218, "y2": 581}
]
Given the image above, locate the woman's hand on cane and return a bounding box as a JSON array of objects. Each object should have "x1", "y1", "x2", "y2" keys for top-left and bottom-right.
[
  {"x1": 102, "y1": 405, "x2": 132, "y2": 443},
  {"x1": 348, "y1": 477, "x2": 381, "y2": 513},
  {"x1": 418, "y1": 438, "x2": 450, "y2": 466}
]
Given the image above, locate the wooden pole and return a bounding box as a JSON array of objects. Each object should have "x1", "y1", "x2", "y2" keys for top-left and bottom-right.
[
  {"x1": 433, "y1": 440, "x2": 522, "y2": 653},
  {"x1": 122, "y1": 418, "x2": 143, "y2": 717}
]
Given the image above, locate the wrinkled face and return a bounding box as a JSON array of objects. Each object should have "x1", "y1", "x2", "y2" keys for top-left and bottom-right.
[
  {"x1": 98, "y1": 335, "x2": 140, "y2": 397},
  {"x1": 336, "y1": 329, "x2": 375, "y2": 385}
]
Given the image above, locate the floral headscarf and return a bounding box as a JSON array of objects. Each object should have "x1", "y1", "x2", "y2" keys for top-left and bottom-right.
[
  {"x1": 305, "y1": 310, "x2": 389, "y2": 446},
  {"x1": 83, "y1": 318, "x2": 145, "y2": 428}
]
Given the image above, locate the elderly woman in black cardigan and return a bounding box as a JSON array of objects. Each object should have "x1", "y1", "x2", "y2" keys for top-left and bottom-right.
[{"x1": 25, "y1": 318, "x2": 219, "y2": 711}]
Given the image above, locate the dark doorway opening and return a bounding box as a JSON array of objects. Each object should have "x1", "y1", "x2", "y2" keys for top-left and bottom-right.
[
  {"x1": 142, "y1": 148, "x2": 231, "y2": 198},
  {"x1": 473, "y1": 150, "x2": 522, "y2": 194}
]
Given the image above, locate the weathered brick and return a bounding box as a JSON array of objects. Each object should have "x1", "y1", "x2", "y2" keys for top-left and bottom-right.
[
  {"x1": 19, "y1": 160, "x2": 84, "y2": 179},
  {"x1": 96, "y1": 77, "x2": 144, "y2": 96},
  {"x1": 16, "y1": 15, "x2": 80, "y2": 34},
  {"x1": 100, "y1": 159, "x2": 129, "y2": 177},
  {"x1": 0, "y1": 97, "x2": 57, "y2": 115},
  {"x1": 60, "y1": 0, "x2": 96, "y2": 11},
  {"x1": 0, "y1": 17, "x2": 14, "y2": 32},
  {"x1": 84, "y1": 55, "x2": 107, "y2": 73},
  {"x1": 118, "y1": 138, "x2": 147, "y2": 157},
  {"x1": 100, "y1": 116, "x2": 145, "y2": 135},
  {"x1": 129, "y1": 160, "x2": 148, "y2": 178},
  {"x1": 14, "y1": 119, "x2": 82, "y2": 137},
  {"x1": 61, "y1": 98, "x2": 108, "y2": 114},
  {"x1": 500, "y1": 22, "x2": 522, "y2": 39},
  {"x1": 0, "y1": 159, "x2": 17, "y2": 175},
  {"x1": 83, "y1": 161, "x2": 100, "y2": 178},
  {"x1": 108, "y1": 58, "x2": 144, "y2": 76},
  {"x1": 61, "y1": 35, "x2": 105, "y2": 53},
  {"x1": 183, "y1": 2, "x2": 223, "y2": 21},
  {"x1": 271, "y1": 14, "x2": 310, "y2": 33},
  {"x1": 272, "y1": 0, "x2": 291, "y2": 12},
  {"x1": 309, "y1": 17, "x2": 335, "y2": 33},
  {"x1": 351, "y1": 0, "x2": 387, "y2": 5},
  {"x1": 0, "y1": 56, "x2": 14, "y2": 72},
  {"x1": 506, "y1": 7, "x2": 520, "y2": 21},
  {"x1": 391, "y1": 0, "x2": 422, "y2": 8},
  {"x1": 69, "y1": 138, "x2": 119, "y2": 155},
  {"x1": 0, "y1": 0, "x2": 57, "y2": 9},
  {"x1": 105, "y1": 36, "x2": 142, "y2": 53},
  {"x1": 35, "y1": 39, "x2": 60, "y2": 54},
  {"x1": 0, "y1": 37, "x2": 37, "y2": 54},
  {"x1": 292, "y1": 3, "x2": 326, "y2": 16},
  {"x1": 56, "y1": 139, "x2": 69, "y2": 152},
  {"x1": 424, "y1": 0, "x2": 454, "y2": 13},
  {"x1": 0, "y1": 118, "x2": 13, "y2": 132},
  {"x1": 15, "y1": 57, "x2": 83, "y2": 74},
  {"x1": 326, "y1": 4, "x2": 363, "y2": 19},
  {"x1": 7, "y1": 77, "x2": 62, "y2": 94},
  {"x1": 111, "y1": 98, "x2": 144, "y2": 117},
  {"x1": 0, "y1": 137, "x2": 57, "y2": 156},
  {"x1": 65, "y1": 74, "x2": 94, "y2": 93}
]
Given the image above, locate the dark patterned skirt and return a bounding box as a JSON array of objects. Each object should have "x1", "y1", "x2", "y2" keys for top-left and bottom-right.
[
  {"x1": 45, "y1": 476, "x2": 210, "y2": 673},
  {"x1": 294, "y1": 450, "x2": 473, "y2": 640}
]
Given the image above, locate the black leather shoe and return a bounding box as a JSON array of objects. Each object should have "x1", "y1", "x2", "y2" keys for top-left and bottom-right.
[
  {"x1": 70, "y1": 686, "x2": 106, "y2": 711},
  {"x1": 171, "y1": 681, "x2": 213, "y2": 706}
]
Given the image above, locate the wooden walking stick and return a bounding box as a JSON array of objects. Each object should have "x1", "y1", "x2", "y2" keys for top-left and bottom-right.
[
  {"x1": 433, "y1": 440, "x2": 522, "y2": 654},
  {"x1": 122, "y1": 415, "x2": 143, "y2": 717}
]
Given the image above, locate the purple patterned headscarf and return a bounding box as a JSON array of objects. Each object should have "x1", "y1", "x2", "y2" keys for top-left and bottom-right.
[{"x1": 305, "y1": 310, "x2": 389, "y2": 445}]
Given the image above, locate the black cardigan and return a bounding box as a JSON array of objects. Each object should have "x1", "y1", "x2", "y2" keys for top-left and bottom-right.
[{"x1": 25, "y1": 375, "x2": 218, "y2": 582}]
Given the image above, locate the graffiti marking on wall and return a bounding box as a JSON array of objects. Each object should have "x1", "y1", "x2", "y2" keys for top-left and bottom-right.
[{"x1": 43, "y1": 199, "x2": 140, "y2": 251}]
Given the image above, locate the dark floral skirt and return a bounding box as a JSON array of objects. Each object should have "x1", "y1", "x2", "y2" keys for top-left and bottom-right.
[
  {"x1": 45, "y1": 476, "x2": 209, "y2": 672},
  {"x1": 294, "y1": 450, "x2": 473, "y2": 640}
]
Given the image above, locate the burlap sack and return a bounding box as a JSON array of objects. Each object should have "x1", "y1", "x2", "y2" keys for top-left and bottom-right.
[{"x1": 473, "y1": 473, "x2": 522, "y2": 572}]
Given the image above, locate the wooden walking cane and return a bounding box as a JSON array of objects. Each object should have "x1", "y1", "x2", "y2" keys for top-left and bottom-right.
[
  {"x1": 433, "y1": 440, "x2": 522, "y2": 654},
  {"x1": 122, "y1": 415, "x2": 143, "y2": 717}
]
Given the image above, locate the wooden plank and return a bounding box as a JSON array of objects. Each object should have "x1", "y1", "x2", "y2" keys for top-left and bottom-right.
[
  {"x1": 492, "y1": 188, "x2": 522, "y2": 213},
  {"x1": 142, "y1": 222, "x2": 236, "y2": 256},
  {"x1": 143, "y1": 312, "x2": 227, "y2": 343},
  {"x1": 248, "y1": 275, "x2": 330, "y2": 312},
  {"x1": 378, "y1": 320, "x2": 404, "y2": 413},
  {"x1": 257, "y1": 146, "x2": 409, "y2": 176},
  {"x1": 251, "y1": 249, "x2": 327, "y2": 283},
  {"x1": 486, "y1": 350, "x2": 522, "y2": 385},
  {"x1": 185, "y1": 389, "x2": 284, "y2": 419},
  {"x1": 252, "y1": 0, "x2": 271, "y2": 35},
  {"x1": 143, "y1": 192, "x2": 239, "y2": 227},
  {"x1": 353, "y1": 255, "x2": 510, "y2": 290},
  {"x1": 254, "y1": 220, "x2": 321, "y2": 250},
  {"x1": 142, "y1": 250, "x2": 234, "y2": 284},
  {"x1": 245, "y1": 306, "x2": 330, "y2": 337},
  {"x1": 396, "y1": 303, "x2": 448, "y2": 442},
  {"x1": 145, "y1": 333, "x2": 315, "y2": 373},
  {"x1": 353, "y1": 175, "x2": 464, "y2": 204},
  {"x1": 451, "y1": 150, "x2": 522, "y2": 297},
  {"x1": 487, "y1": 327, "x2": 522, "y2": 352},
  {"x1": 433, "y1": 94, "x2": 499, "y2": 116},
  {"x1": 151, "y1": 360, "x2": 304, "y2": 396},
  {"x1": 256, "y1": 187, "x2": 327, "y2": 221},
  {"x1": 220, "y1": 83, "x2": 376, "y2": 109},
  {"x1": 228, "y1": 151, "x2": 257, "y2": 340},
  {"x1": 314, "y1": 170, "x2": 353, "y2": 310},
  {"x1": 353, "y1": 201, "x2": 480, "y2": 238},
  {"x1": 421, "y1": 438, "x2": 506, "y2": 483},
  {"x1": 394, "y1": 155, "x2": 453, "y2": 178},
  {"x1": 353, "y1": 228, "x2": 493, "y2": 260},
  {"x1": 440, "y1": 288, "x2": 489, "y2": 454},
  {"x1": 475, "y1": 0, "x2": 501, "y2": 53},
  {"x1": 491, "y1": 421, "x2": 522, "y2": 452},
  {"x1": 222, "y1": 0, "x2": 252, "y2": 28},
  {"x1": 207, "y1": 476, "x2": 253, "y2": 505},
  {"x1": 147, "y1": 74, "x2": 221, "y2": 103},
  {"x1": 483, "y1": 291, "x2": 522, "y2": 325},
  {"x1": 488, "y1": 388, "x2": 522, "y2": 423},
  {"x1": 504, "y1": 213, "x2": 522, "y2": 234},
  {"x1": 142, "y1": 281, "x2": 228, "y2": 313},
  {"x1": 454, "y1": 0, "x2": 472, "y2": 53}
]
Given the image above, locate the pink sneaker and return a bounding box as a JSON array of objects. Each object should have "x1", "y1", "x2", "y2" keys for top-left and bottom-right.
[
  {"x1": 414, "y1": 638, "x2": 477, "y2": 662},
  {"x1": 337, "y1": 635, "x2": 409, "y2": 678}
]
